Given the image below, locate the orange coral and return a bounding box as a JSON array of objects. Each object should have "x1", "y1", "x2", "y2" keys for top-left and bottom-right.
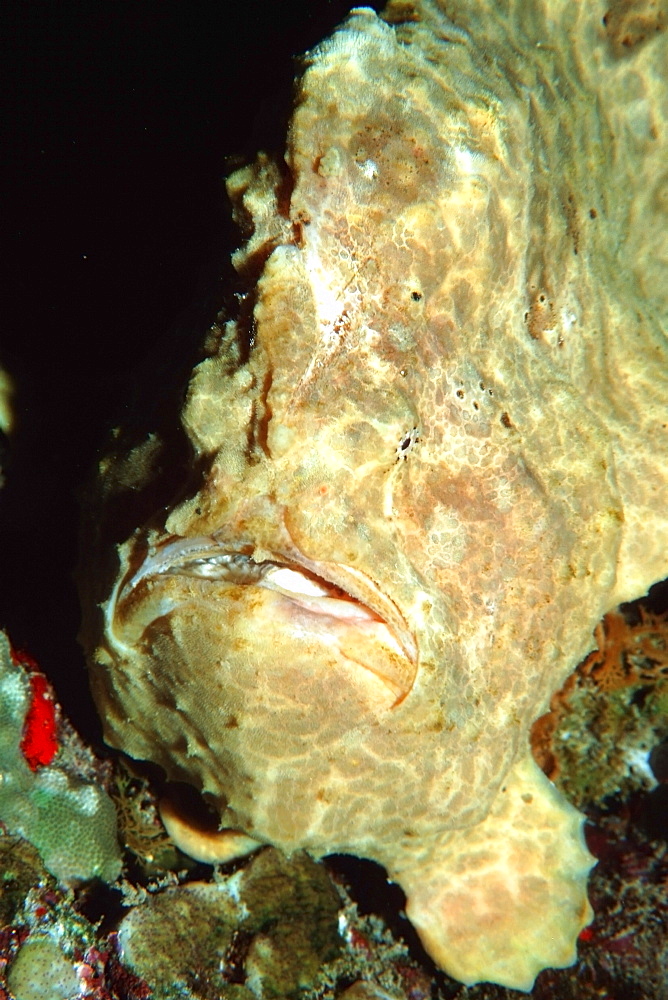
[
  {"x1": 531, "y1": 603, "x2": 668, "y2": 782},
  {"x1": 580, "y1": 607, "x2": 668, "y2": 692}
]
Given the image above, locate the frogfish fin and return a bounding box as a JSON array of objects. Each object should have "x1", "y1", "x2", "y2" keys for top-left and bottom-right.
[{"x1": 394, "y1": 754, "x2": 595, "y2": 992}]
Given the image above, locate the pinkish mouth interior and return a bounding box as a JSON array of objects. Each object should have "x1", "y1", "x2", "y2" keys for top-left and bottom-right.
[
  {"x1": 117, "y1": 536, "x2": 417, "y2": 700},
  {"x1": 259, "y1": 564, "x2": 386, "y2": 623}
]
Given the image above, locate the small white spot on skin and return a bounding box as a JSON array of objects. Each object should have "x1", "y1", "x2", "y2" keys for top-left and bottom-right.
[
  {"x1": 562, "y1": 309, "x2": 577, "y2": 331},
  {"x1": 309, "y1": 269, "x2": 344, "y2": 329},
  {"x1": 494, "y1": 477, "x2": 515, "y2": 512},
  {"x1": 452, "y1": 145, "x2": 483, "y2": 175},
  {"x1": 359, "y1": 158, "x2": 379, "y2": 179}
]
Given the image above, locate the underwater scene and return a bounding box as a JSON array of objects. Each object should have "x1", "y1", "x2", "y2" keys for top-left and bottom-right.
[{"x1": 1, "y1": 1, "x2": 667, "y2": 998}]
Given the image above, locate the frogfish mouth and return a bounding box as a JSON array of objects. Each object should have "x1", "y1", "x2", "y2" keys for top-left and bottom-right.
[{"x1": 108, "y1": 530, "x2": 418, "y2": 708}]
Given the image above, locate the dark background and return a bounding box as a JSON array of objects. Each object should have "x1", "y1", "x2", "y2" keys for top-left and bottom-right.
[{"x1": 1, "y1": 1, "x2": 383, "y2": 741}]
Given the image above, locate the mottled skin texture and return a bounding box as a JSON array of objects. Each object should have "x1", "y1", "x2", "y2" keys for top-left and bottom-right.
[{"x1": 80, "y1": 0, "x2": 668, "y2": 991}]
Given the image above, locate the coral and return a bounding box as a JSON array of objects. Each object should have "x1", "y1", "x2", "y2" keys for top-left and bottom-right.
[
  {"x1": 117, "y1": 879, "x2": 239, "y2": 998},
  {"x1": 19, "y1": 671, "x2": 58, "y2": 771},
  {"x1": 109, "y1": 758, "x2": 189, "y2": 877},
  {"x1": 239, "y1": 848, "x2": 342, "y2": 997},
  {"x1": 117, "y1": 848, "x2": 341, "y2": 999},
  {"x1": 26, "y1": 767, "x2": 121, "y2": 886},
  {"x1": 0, "y1": 837, "x2": 49, "y2": 929},
  {"x1": 7, "y1": 935, "x2": 79, "y2": 1000},
  {"x1": 581, "y1": 605, "x2": 668, "y2": 692},
  {"x1": 0, "y1": 631, "x2": 122, "y2": 885},
  {"x1": 531, "y1": 603, "x2": 668, "y2": 810},
  {"x1": 575, "y1": 804, "x2": 668, "y2": 1000},
  {"x1": 2, "y1": 879, "x2": 99, "y2": 1000},
  {"x1": 306, "y1": 885, "x2": 434, "y2": 1000},
  {"x1": 6, "y1": 934, "x2": 79, "y2": 1000}
]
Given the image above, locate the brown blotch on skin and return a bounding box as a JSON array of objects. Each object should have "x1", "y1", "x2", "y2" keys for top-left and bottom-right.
[
  {"x1": 383, "y1": 1, "x2": 422, "y2": 23},
  {"x1": 603, "y1": 0, "x2": 666, "y2": 57},
  {"x1": 564, "y1": 190, "x2": 580, "y2": 255},
  {"x1": 525, "y1": 290, "x2": 557, "y2": 340},
  {"x1": 292, "y1": 220, "x2": 306, "y2": 248}
]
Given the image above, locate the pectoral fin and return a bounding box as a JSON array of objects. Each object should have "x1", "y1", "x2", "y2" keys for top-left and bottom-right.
[{"x1": 395, "y1": 755, "x2": 595, "y2": 992}]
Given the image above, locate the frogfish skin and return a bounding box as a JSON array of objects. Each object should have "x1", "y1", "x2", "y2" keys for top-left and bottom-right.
[{"x1": 80, "y1": 0, "x2": 668, "y2": 990}]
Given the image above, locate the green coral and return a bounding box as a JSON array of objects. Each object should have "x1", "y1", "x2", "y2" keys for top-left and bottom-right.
[
  {"x1": 119, "y1": 879, "x2": 241, "y2": 999},
  {"x1": 239, "y1": 849, "x2": 342, "y2": 998},
  {"x1": 0, "y1": 631, "x2": 122, "y2": 884},
  {"x1": 118, "y1": 848, "x2": 341, "y2": 1000},
  {"x1": 6, "y1": 935, "x2": 80, "y2": 1000}
]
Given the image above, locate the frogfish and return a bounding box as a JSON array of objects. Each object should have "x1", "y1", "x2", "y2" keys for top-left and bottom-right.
[{"x1": 79, "y1": 0, "x2": 668, "y2": 990}]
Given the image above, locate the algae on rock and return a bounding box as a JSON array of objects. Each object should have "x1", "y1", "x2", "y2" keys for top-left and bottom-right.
[{"x1": 118, "y1": 848, "x2": 341, "y2": 1000}]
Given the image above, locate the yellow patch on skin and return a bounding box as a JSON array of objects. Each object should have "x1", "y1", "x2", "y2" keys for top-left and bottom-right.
[{"x1": 80, "y1": 0, "x2": 668, "y2": 990}]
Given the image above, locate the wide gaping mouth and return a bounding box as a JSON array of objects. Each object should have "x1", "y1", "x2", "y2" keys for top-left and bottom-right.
[{"x1": 113, "y1": 535, "x2": 418, "y2": 703}]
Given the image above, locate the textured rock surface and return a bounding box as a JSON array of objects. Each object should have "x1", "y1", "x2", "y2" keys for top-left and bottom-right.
[
  {"x1": 80, "y1": 0, "x2": 668, "y2": 991},
  {"x1": 117, "y1": 849, "x2": 341, "y2": 999},
  {"x1": 6, "y1": 935, "x2": 80, "y2": 1000}
]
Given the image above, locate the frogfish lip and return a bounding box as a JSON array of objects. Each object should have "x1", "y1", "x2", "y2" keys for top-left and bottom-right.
[{"x1": 111, "y1": 534, "x2": 418, "y2": 703}]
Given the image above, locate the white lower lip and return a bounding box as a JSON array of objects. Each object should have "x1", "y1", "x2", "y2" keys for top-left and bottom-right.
[
  {"x1": 264, "y1": 568, "x2": 406, "y2": 646},
  {"x1": 117, "y1": 536, "x2": 416, "y2": 664},
  {"x1": 111, "y1": 536, "x2": 417, "y2": 704},
  {"x1": 261, "y1": 565, "x2": 383, "y2": 622},
  {"x1": 261, "y1": 565, "x2": 340, "y2": 598},
  {"x1": 256, "y1": 569, "x2": 411, "y2": 701}
]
